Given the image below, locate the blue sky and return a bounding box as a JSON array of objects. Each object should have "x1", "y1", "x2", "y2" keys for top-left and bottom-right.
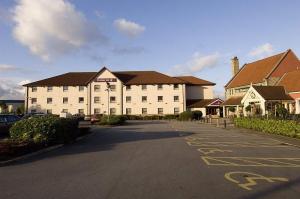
[{"x1": 1, "y1": 0, "x2": 300, "y2": 99}]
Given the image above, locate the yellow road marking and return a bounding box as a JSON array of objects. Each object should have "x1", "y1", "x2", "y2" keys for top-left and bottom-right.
[
  {"x1": 197, "y1": 148, "x2": 232, "y2": 155},
  {"x1": 187, "y1": 141, "x2": 287, "y2": 148},
  {"x1": 224, "y1": 171, "x2": 289, "y2": 191},
  {"x1": 202, "y1": 156, "x2": 300, "y2": 167}
]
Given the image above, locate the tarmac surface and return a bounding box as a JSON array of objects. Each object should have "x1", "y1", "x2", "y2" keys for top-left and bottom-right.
[{"x1": 0, "y1": 120, "x2": 299, "y2": 199}]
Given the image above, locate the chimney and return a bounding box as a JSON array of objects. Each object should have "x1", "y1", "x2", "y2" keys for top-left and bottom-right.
[{"x1": 231, "y1": 56, "x2": 239, "y2": 76}]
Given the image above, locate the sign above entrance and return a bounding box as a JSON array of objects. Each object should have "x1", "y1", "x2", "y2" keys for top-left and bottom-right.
[{"x1": 95, "y1": 78, "x2": 117, "y2": 82}]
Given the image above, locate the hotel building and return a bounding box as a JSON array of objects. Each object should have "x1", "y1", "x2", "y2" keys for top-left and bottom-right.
[{"x1": 24, "y1": 67, "x2": 219, "y2": 116}]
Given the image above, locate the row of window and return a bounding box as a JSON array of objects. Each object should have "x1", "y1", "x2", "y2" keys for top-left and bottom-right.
[
  {"x1": 126, "y1": 84, "x2": 179, "y2": 91},
  {"x1": 32, "y1": 95, "x2": 180, "y2": 105},
  {"x1": 31, "y1": 84, "x2": 180, "y2": 93},
  {"x1": 38, "y1": 107, "x2": 180, "y2": 115},
  {"x1": 32, "y1": 97, "x2": 85, "y2": 104},
  {"x1": 126, "y1": 96, "x2": 179, "y2": 103}
]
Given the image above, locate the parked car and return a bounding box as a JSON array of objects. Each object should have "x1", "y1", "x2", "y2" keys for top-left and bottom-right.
[
  {"x1": 22, "y1": 112, "x2": 46, "y2": 119},
  {"x1": 0, "y1": 114, "x2": 21, "y2": 136},
  {"x1": 91, "y1": 114, "x2": 102, "y2": 124}
]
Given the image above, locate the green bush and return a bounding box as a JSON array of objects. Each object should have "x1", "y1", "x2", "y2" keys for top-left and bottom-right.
[
  {"x1": 178, "y1": 111, "x2": 194, "y2": 121},
  {"x1": 164, "y1": 114, "x2": 179, "y2": 120},
  {"x1": 192, "y1": 111, "x2": 203, "y2": 120},
  {"x1": 99, "y1": 115, "x2": 126, "y2": 125},
  {"x1": 234, "y1": 117, "x2": 300, "y2": 139},
  {"x1": 228, "y1": 107, "x2": 236, "y2": 113},
  {"x1": 10, "y1": 115, "x2": 79, "y2": 144}
]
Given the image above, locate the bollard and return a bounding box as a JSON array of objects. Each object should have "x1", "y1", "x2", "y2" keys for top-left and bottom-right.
[{"x1": 224, "y1": 120, "x2": 227, "y2": 128}]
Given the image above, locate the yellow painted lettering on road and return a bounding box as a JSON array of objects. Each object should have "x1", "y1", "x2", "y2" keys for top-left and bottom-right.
[{"x1": 224, "y1": 171, "x2": 289, "y2": 191}]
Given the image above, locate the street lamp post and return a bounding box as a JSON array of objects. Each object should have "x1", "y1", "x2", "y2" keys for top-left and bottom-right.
[{"x1": 106, "y1": 82, "x2": 111, "y2": 121}]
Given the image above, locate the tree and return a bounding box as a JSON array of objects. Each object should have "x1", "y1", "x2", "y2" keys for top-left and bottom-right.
[
  {"x1": 16, "y1": 104, "x2": 25, "y2": 115},
  {"x1": 0, "y1": 101, "x2": 8, "y2": 113},
  {"x1": 228, "y1": 106, "x2": 236, "y2": 113}
]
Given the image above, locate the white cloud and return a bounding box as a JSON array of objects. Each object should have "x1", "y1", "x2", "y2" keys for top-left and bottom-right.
[
  {"x1": 0, "y1": 64, "x2": 18, "y2": 72},
  {"x1": 112, "y1": 46, "x2": 145, "y2": 55},
  {"x1": 248, "y1": 43, "x2": 274, "y2": 58},
  {"x1": 0, "y1": 79, "x2": 30, "y2": 100},
  {"x1": 12, "y1": 0, "x2": 107, "y2": 61},
  {"x1": 172, "y1": 52, "x2": 220, "y2": 75},
  {"x1": 114, "y1": 18, "x2": 145, "y2": 37}
]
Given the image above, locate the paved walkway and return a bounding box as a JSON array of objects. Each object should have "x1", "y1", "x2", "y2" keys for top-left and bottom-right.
[{"x1": 0, "y1": 121, "x2": 299, "y2": 199}]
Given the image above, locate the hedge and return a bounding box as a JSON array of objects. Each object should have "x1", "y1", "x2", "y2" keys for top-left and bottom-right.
[
  {"x1": 10, "y1": 115, "x2": 79, "y2": 144},
  {"x1": 178, "y1": 111, "x2": 203, "y2": 121},
  {"x1": 234, "y1": 117, "x2": 300, "y2": 139},
  {"x1": 99, "y1": 115, "x2": 127, "y2": 125}
]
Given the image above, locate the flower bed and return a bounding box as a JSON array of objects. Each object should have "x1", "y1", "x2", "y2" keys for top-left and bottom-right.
[
  {"x1": 0, "y1": 115, "x2": 90, "y2": 162},
  {"x1": 234, "y1": 117, "x2": 300, "y2": 139}
]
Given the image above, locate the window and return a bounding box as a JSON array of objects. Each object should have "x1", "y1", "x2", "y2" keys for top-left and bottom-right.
[
  {"x1": 47, "y1": 86, "x2": 53, "y2": 92},
  {"x1": 142, "y1": 96, "x2": 147, "y2": 103},
  {"x1": 94, "y1": 108, "x2": 100, "y2": 114},
  {"x1": 142, "y1": 85, "x2": 147, "y2": 90},
  {"x1": 94, "y1": 97, "x2": 100, "y2": 103},
  {"x1": 174, "y1": 84, "x2": 179, "y2": 90},
  {"x1": 110, "y1": 85, "x2": 116, "y2": 91},
  {"x1": 32, "y1": 87, "x2": 37, "y2": 92},
  {"x1": 174, "y1": 107, "x2": 180, "y2": 114},
  {"x1": 126, "y1": 85, "x2": 131, "y2": 90},
  {"x1": 47, "y1": 98, "x2": 52, "y2": 104},
  {"x1": 31, "y1": 109, "x2": 37, "y2": 113},
  {"x1": 126, "y1": 108, "x2": 132, "y2": 115},
  {"x1": 63, "y1": 97, "x2": 68, "y2": 104},
  {"x1": 157, "y1": 85, "x2": 163, "y2": 90},
  {"x1": 31, "y1": 98, "x2": 37, "y2": 104},
  {"x1": 174, "y1": 96, "x2": 179, "y2": 102},
  {"x1": 142, "y1": 108, "x2": 147, "y2": 115},
  {"x1": 79, "y1": 97, "x2": 84, "y2": 103},
  {"x1": 126, "y1": 96, "x2": 131, "y2": 103},
  {"x1": 158, "y1": 108, "x2": 163, "y2": 115},
  {"x1": 79, "y1": 86, "x2": 84, "y2": 91},
  {"x1": 78, "y1": 109, "x2": 84, "y2": 114},
  {"x1": 63, "y1": 86, "x2": 68, "y2": 92},
  {"x1": 110, "y1": 96, "x2": 116, "y2": 103},
  {"x1": 47, "y1": 109, "x2": 52, "y2": 114},
  {"x1": 158, "y1": 96, "x2": 163, "y2": 102},
  {"x1": 62, "y1": 109, "x2": 68, "y2": 113},
  {"x1": 110, "y1": 108, "x2": 116, "y2": 115},
  {"x1": 94, "y1": 85, "x2": 101, "y2": 92}
]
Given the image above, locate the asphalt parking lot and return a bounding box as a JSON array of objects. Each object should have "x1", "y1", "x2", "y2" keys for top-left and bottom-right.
[{"x1": 0, "y1": 120, "x2": 299, "y2": 199}]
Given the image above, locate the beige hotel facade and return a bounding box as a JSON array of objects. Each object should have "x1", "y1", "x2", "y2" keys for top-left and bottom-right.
[{"x1": 24, "y1": 67, "x2": 217, "y2": 116}]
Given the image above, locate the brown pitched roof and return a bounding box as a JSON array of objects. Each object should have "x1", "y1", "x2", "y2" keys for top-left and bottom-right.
[
  {"x1": 225, "y1": 51, "x2": 288, "y2": 88},
  {"x1": 253, "y1": 86, "x2": 293, "y2": 100},
  {"x1": 222, "y1": 96, "x2": 243, "y2": 106},
  {"x1": 113, "y1": 71, "x2": 186, "y2": 85},
  {"x1": 175, "y1": 76, "x2": 215, "y2": 86},
  {"x1": 24, "y1": 72, "x2": 97, "y2": 86},
  {"x1": 24, "y1": 69, "x2": 188, "y2": 86},
  {"x1": 277, "y1": 70, "x2": 300, "y2": 92},
  {"x1": 187, "y1": 99, "x2": 216, "y2": 108}
]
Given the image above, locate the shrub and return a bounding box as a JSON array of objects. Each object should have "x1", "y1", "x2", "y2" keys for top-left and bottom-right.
[
  {"x1": 245, "y1": 105, "x2": 251, "y2": 112},
  {"x1": 178, "y1": 111, "x2": 194, "y2": 121},
  {"x1": 276, "y1": 106, "x2": 288, "y2": 119},
  {"x1": 164, "y1": 114, "x2": 179, "y2": 120},
  {"x1": 234, "y1": 117, "x2": 300, "y2": 139},
  {"x1": 99, "y1": 115, "x2": 126, "y2": 125},
  {"x1": 192, "y1": 111, "x2": 203, "y2": 120},
  {"x1": 10, "y1": 115, "x2": 79, "y2": 144},
  {"x1": 228, "y1": 107, "x2": 236, "y2": 113}
]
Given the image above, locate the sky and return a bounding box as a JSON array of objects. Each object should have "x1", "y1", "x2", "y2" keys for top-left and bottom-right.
[{"x1": 1, "y1": 0, "x2": 300, "y2": 100}]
